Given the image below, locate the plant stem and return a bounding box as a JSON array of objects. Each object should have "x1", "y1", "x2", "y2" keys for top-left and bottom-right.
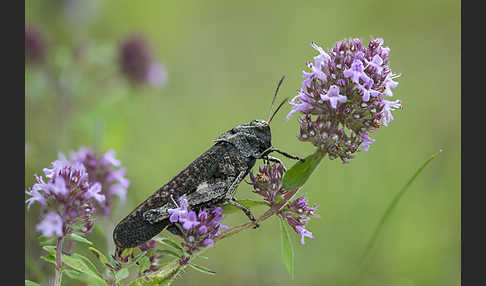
[
  {"x1": 54, "y1": 236, "x2": 64, "y2": 286},
  {"x1": 215, "y1": 188, "x2": 300, "y2": 242},
  {"x1": 348, "y1": 149, "x2": 443, "y2": 286}
]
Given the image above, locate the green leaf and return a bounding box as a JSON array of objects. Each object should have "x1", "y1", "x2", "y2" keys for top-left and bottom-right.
[
  {"x1": 69, "y1": 233, "x2": 93, "y2": 245},
  {"x1": 42, "y1": 245, "x2": 57, "y2": 256},
  {"x1": 358, "y1": 149, "x2": 444, "y2": 266},
  {"x1": 152, "y1": 237, "x2": 183, "y2": 252},
  {"x1": 63, "y1": 269, "x2": 108, "y2": 286},
  {"x1": 89, "y1": 247, "x2": 110, "y2": 265},
  {"x1": 282, "y1": 151, "x2": 324, "y2": 190},
  {"x1": 121, "y1": 247, "x2": 134, "y2": 257},
  {"x1": 63, "y1": 253, "x2": 97, "y2": 274},
  {"x1": 129, "y1": 251, "x2": 148, "y2": 266},
  {"x1": 62, "y1": 253, "x2": 106, "y2": 285},
  {"x1": 155, "y1": 249, "x2": 181, "y2": 258},
  {"x1": 40, "y1": 255, "x2": 56, "y2": 266},
  {"x1": 38, "y1": 235, "x2": 55, "y2": 245},
  {"x1": 107, "y1": 251, "x2": 118, "y2": 266},
  {"x1": 189, "y1": 263, "x2": 216, "y2": 275},
  {"x1": 115, "y1": 268, "x2": 129, "y2": 281},
  {"x1": 139, "y1": 256, "x2": 152, "y2": 272},
  {"x1": 129, "y1": 279, "x2": 169, "y2": 286},
  {"x1": 72, "y1": 252, "x2": 102, "y2": 276},
  {"x1": 279, "y1": 216, "x2": 294, "y2": 279},
  {"x1": 128, "y1": 259, "x2": 182, "y2": 286},
  {"x1": 25, "y1": 280, "x2": 41, "y2": 286},
  {"x1": 195, "y1": 254, "x2": 209, "y2": 260},
  {"x1": 221, "y1": 199, "x2": 270, "y2": 214},
  {"x1": 63, "y1": 269, "x2": 83, "y2": 279}
]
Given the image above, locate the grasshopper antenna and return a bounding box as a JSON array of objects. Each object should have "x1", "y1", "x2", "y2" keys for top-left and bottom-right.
[
  {"x1": 267, "y1": 97, "x2": 288, "y2": 124},
  {"x1": 267, "y1": 75, "x2": 286, "y2": 123}
]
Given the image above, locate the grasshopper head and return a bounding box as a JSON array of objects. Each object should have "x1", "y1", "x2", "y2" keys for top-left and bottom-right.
[
  {"x1": 247, "y1": 119, "x2": 272, "y2": 152},
  {"x1": 216, "y1": 119, "x2": 272, "y2": 155}
]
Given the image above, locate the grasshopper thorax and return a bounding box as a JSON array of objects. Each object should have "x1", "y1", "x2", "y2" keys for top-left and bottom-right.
[{"x1": 215, "y1": 119, "x2": 272, "y2": 157}]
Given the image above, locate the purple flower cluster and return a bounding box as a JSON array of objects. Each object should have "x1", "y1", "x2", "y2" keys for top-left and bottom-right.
[
  {"x1": 248, "y1": 163, "x2": 319, "y2": 244},
  {"x1": 287, "y1": 37, "x2": 402, "y2": 163},
  {"x1": 249, "y1": 163, "x2": 287, "y2": 204},
  {"x1": 281, "y1": 196, "x2": 319, "y2": 244},
  {"x1": 119, "y1": 34, "x2": 168, "y2": 88},
  {"x1": 25, "y1": 157, "x2": 105, "y2": 238},
  {"x1": 25, "y1": 25, "x2": 46, "y2": 65},
  {"x1": 67, "y1": 147, "x2": 130, "y2": 216},
  {"x1": 167, "y1": 198, "x2": 228, "y2": 254}
]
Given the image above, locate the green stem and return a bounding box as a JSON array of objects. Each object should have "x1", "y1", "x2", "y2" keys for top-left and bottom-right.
[
  {"x1": 349, "y1": 149, "x2": 443, "y2": 286},
  {"x1": 54, "y1": 236, "x2": 64, "y2": 286},
  {"x1": 215, "y1": 188, "x2": 300, "y2": 242}
]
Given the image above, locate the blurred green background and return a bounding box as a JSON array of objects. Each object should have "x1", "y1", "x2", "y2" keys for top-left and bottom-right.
[{"x1": 25, "y1": 0, "x2": 460, "y2": 285}]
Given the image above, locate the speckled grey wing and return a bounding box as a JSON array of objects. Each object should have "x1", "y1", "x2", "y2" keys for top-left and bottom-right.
[{"x1": 113, "y1": 143, "x2": 231, "y2": 249}]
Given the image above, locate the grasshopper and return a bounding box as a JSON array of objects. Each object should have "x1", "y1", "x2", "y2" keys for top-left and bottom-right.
[{"x1": 113, "y1": 76, "x2": 302, "y2": 253}]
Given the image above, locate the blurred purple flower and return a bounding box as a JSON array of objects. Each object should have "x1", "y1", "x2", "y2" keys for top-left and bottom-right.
[
  {"x1": 68, "y1": 147, "x2": 130, "y2": 217},
  {"x1": 119, "y1": 34, "x2": 168, "y2": 88},
  {"x1": 119, "y1": 35, "x2": 151, "y2": 83},
  {"x1": 25, "y1": 155, "x2": 104, "y2": 238},
  {"x1": 288, "y1": 37, "x2": 403, "y2": 163},
  {"x1": 147, "y1": 63, "x2": 168, "y2": 88},
  {"x1": 167, "y1": 198, "x2": 227, "y2": 254},
  {"x1": 36, "y1": 212, "x2": 63, "y2": 238},
  {"x1": 25, "y1": 25, "x2": 46, "y2": 65}
]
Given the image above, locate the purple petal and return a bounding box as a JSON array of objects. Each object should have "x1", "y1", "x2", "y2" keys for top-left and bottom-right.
[
  {"x1": 36, "y1": 212, "x2": 64, "y2": 238},
  {"x1": 212, "y1": 207, "x2": 223, "y2": 216},
  {"x1": 86, "y1": 182, "x2": 105, "y2": 203},
  {"x1": 360, "y1": 133, "x2": 376, "y2": 152},
  {"x1": 179, "y1": 198, "x2": 189, "y2": 209},
  {"x1": 102, "y1": 150, "x2": 121, "y2": 167},
  {"x1": 169, "y1": 212, "x2": 180, "y2": 223},
  {"x1": 147, "y1": 62, "x2": 168, "y2": 88},
  {"x1": 182, "y1": 211, "x2": 200, "y2": 230},
  {"x1": 329, "y1": 97, "x2": 338, "y2": 109},
  {"x1": 295, "y1": 226, "x2": 314, "y2": 245},
  {"x1": 108, "y1": 184, "x2": 128, "y2": 203},
  {"x1": 50, "y1": 177, "x2": 69, "y2": 197},
  {"x1": 201, "y1": 238, "x2": 213, "y2": 247},
  {"x1": 381, "y1": 99, "x2": 402, "y2": 126},
  {"x1": 199, "y1": 225, "x2": 208, "y2": 234},
  {"x1": 198, "y1": 210, "x2": 208, "y2": 221},
  {"x1": 25, "y1": 188, "x2": 46, "y2": 209}
]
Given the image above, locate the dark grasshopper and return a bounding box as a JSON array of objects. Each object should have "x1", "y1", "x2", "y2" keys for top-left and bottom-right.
[{"x1": 113, "y1": 76, "x2": 302, "y2": 253}]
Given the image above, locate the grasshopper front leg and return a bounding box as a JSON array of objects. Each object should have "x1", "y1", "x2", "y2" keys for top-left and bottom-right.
[
  {"x1": 262, "y1": 155, "x2": 287, "y2": 172},
  {"x1": 223, "y1": 170, "x2": 260, "y2": 228},
  {"x1": 259, "y1": 146, "x2": 305, "y2": 162}
]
